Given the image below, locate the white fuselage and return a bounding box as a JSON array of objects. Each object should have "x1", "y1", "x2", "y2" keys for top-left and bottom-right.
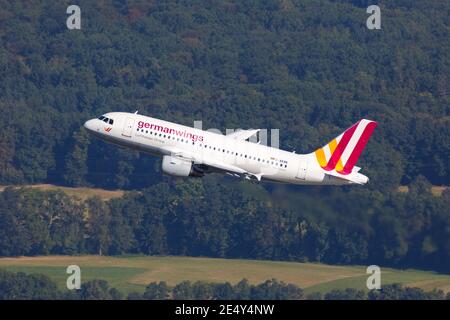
[{"x1": 84, "y1": 112, "x2": 367, "y2": 185}]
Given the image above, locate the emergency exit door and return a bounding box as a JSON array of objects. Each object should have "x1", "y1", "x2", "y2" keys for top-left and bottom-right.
[
  {"x1": 122, "y1": 117, "x2": 134, "y2": 137},
  {"x1": 296, "y1": 160, "x2": 307, "y2": 180}
]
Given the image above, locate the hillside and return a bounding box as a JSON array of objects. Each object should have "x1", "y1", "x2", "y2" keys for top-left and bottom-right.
[
  {"x1": 1, "y1": 255, "x2": 449, "y2": 295},
  {"x1": 0, "y1": 184, "x2": 125, "y2": 201},
  {"x1": 0, "y1": 178, "x2": 449, "y2": 272},
  {"x1": 0, "y1": 1, "x2": 449, "y2": 275},
  {"x1": 0, "y1": 0, "x2": 448, "y2": 190},
  {"x1": 1, "y1": 183, "x2": 447, "y2": 201}
]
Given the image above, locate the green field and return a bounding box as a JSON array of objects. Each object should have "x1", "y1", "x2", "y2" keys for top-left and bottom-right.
[{"x1": 0, "y1": 255, "x2": 449, "y2": 295}]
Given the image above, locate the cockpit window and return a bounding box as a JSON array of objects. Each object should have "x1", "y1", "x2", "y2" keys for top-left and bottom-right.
[{"x1": 97, "y1": 115, "x2": 113, "y2": 125}]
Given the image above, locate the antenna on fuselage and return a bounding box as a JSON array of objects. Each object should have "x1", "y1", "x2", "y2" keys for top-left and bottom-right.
[{"x1": 134, "y1": 110, "x2": 139, "y2": 114}]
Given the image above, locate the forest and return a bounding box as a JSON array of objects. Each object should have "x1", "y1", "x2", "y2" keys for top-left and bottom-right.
[
  {"x1": 1, "y1": 269, "x2": 448, "y2": 300},
  {"x1": 0, "y1": 1, "x2": 449, "y2": 272},
  {"x1": 0, "y1": 0, "x2": 448, "y2": 189},
  {"x1": 0, "y1": 176, "x2": 449, "y2": 271}
]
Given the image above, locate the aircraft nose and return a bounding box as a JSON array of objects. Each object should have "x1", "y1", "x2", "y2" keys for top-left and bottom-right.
[{"x1": 83, "y1": 119, "x2": 96, "y2": 132}]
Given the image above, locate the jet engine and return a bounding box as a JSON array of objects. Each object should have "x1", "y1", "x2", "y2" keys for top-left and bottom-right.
[{"x1": 161, "y1": 155, "x2": 204, "y2": 177}]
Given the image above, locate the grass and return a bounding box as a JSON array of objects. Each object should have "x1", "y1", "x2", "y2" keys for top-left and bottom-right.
[
  {"x1": 0, "y1": 184, "x2": 446, "y2": 201},
  {"x1": 0, "y1": 184, "x2": 124, "y2": 201},
  {"x1": 0, "y1": 255, "x2": 449, "y2": 295},
  {"x1": 0, "y1": 265, "x2": 145, "y2": 293},
  {"x1": 305, "y1": 268, "x2": 450, "y2": 294},
  {"x1": 398, "y1": 185, "x2": 447, "y2": 196}
]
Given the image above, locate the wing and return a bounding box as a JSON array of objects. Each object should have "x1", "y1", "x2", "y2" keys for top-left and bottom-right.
[
  {"x1": 164, "y1": 146, "x2": 262, "y2": 180},
  {"x1": 226, "y1": 129, "x2": 260, "y2": 141}
]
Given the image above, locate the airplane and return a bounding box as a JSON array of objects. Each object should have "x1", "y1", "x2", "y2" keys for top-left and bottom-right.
[{"x1": 84, "y1": 112, "x2": 377, "y2": 185}]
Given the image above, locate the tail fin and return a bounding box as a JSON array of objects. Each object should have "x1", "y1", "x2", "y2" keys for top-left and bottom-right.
[{"x1": 314, "y1": 119, "x2": 377, "y2": 175}]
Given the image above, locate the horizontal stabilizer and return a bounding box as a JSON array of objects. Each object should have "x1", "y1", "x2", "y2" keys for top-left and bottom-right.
[{"x1": 325, "y1": 170, "x2": 369, "y2": 185}]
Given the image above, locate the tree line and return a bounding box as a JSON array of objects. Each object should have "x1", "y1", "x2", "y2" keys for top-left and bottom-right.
[
  {"x1": 0, "y1": 175, "x2": 448, "y2": 272},
  {"x1": 0, "y1": 269, "x2": 448, "y2": 300}
]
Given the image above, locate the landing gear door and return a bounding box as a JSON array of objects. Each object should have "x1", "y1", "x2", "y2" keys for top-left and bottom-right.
[
  {"x1": 296, "y1": 160, "x2": 307, "y2": 180},
  {"x1": 122, "y1": 117, "x2": 134, "y2": 137}
]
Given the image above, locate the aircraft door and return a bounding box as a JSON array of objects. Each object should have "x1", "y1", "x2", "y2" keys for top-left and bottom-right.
[
  {"x1": 296, "y1": 160, "x2": 307, "y2": 180},
  {"x1": 122, "y1": 117, "x2": 134, "y2": 137}
]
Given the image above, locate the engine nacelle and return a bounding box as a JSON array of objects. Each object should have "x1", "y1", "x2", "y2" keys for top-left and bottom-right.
[{"x1": 161, "y1": 155, "x2": 204, "y2": 177}]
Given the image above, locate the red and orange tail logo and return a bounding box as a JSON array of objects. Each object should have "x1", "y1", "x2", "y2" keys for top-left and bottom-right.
[
  {"x1": 314, "y1": 119, "x2": 377, "y2": 175},
  {"x1": 104, "y1": 127, "x2": 112, "y2": 132}
]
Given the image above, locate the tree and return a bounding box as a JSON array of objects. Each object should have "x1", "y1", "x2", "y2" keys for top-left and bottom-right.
[
  {"x1": 143, "y1": 281, "x2": 169, "y2": 300},
  {"x1": 172, "y1": 281, "x2": 194, "y2": 300},
  {"x1": 0, "y1": 188, "x2": 51, "y2": 256},
  {"x1": 233, "y1": 279, "x2": 251, "y2": 300},
  {"x1": 0, "y1": 270, "x2": 60, "y2": 300},
  {"x1": 324, "y1": 288, "x2": 366, "y2": 300},
  {"x1": 63, "y1": 129, "x2": 90, "y2": 187},
  {"x1": 127, "y1": 292, "x2": 144, "y2": 300},
  {"x1": 45, "y1": 191, "x2": 85, "y2": 254},
  {"x1": 212, "y1": 282, "x2": 234, "y2": 300},
  {"x1": 192, "y1": 281, "x2": 214, "y2": 300},
  {"x1": 306, "y1": 292, "x2": 322, "y2": 300},
  {"x1": 250, "y1": 279, "x2": 303, "y2": 300},
  {"x1": 79, "y1": 280, "x2": 118, "y2": 300},
  {"x1": 86, "y1": 197, "x2": 111, "y2": 255},
  {"x1": 107, "y1": 200, "x2": 137, "y2": 254},
  {"x1": 304, "y1": 222, "x2": 329, "y2": 263},
  {"x1": 368, "y1": 284, "x2": 404, "y2": 300}
]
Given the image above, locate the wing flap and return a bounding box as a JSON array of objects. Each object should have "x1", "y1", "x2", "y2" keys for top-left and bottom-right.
[{"x1": 164, "y1": 146, "x2": 248, "y2": 175}]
